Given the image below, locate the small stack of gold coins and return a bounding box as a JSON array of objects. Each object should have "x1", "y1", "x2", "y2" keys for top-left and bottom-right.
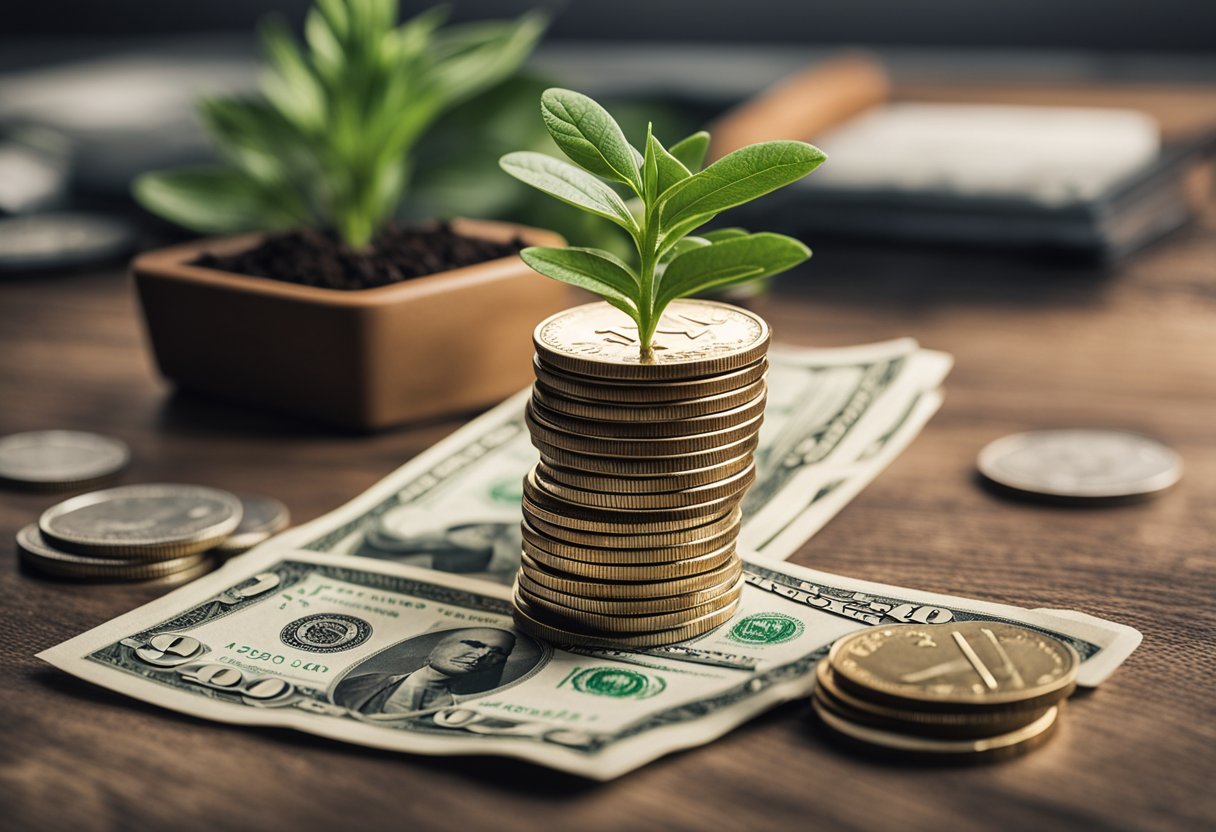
[
  {"x1": 813, "y1": 622, "x2": 1080, "y2": 762},
  {"x1": 512, "y1": 298, "x2": 770, "y2": 647}
]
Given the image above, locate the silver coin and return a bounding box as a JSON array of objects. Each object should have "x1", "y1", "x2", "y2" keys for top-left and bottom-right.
[
  {"x1": 16, "y1": 524, "x2": 207, "y2": 581},
  {"x1": 213, "y1": 494, "x2": 290, "y2": 555},
  {"x1": 0, "y1": 430, "x2": 130, "y2": 489},
  {"x1": 40, "y1": 483, "x2": 243, "y2": 558},
  {"x1": 977, "y1": 429, "x2": 1182, "y2": 500},
  {"x1": 0, "y1": 212, "x2": 136, "y2": 271}
]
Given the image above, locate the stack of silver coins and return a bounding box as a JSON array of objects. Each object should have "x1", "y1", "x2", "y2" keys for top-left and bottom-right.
[
  {"x1": 513, "y1": 299, "x2": 770, "y2": 647},
  {"x1": 5, "y1": 449, "x2": 290, "y2": 583}
]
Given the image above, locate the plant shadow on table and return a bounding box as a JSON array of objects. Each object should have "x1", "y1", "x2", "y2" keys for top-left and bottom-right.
[
  {"x1": 154, "y1": 388, "x2": 479, "y2": 441},
  {"x1": 32, "y1": 665, "x2": 805, "y2": 793}
]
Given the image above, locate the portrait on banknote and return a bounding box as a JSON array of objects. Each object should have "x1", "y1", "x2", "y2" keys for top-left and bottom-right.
[{"x1": 333, "y1": 625, "x2": 546, "y2": 717}]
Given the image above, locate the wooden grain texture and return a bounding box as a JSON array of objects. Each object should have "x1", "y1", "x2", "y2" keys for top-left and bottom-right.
[{"x1": 2, "y1": 180, "x2": 1215, "y2": 832}]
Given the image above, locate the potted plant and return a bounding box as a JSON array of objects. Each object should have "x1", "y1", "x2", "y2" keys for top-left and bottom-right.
[{"x1": 131, "y1": 1, "x2": 568, "y2": 429}]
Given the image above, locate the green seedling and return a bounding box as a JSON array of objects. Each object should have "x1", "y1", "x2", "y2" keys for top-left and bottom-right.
[
  {"x1": 135, "y1": 1, "x2": 545, "y2": 248},
  {"x1": 501, "y1": 88, "x2": 825, "y2": 356}
]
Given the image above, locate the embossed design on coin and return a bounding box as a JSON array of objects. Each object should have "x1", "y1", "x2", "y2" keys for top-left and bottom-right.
[
  {"x1": 728, "y1": 612, "x2": 805, "y2": 645},
  {"x1": 0, "y1": 430, "x2": 129, "y2": 489},
  {"x1": 829, "y1": 622, "x2": 1079, "y2": 710},
  {"x1": 534, "y1": 300, "x2": 769, "y2": 380},
  {"x1": 569, "y1": 667, "x2": 667, "y2": 699},
  {"x1": 281, "y1": 614, "x2": 372, "y2": 653},
  {"x1": 977, "y1": 428, "x2": 1181, "y2": 501},
  {"x1": 39, "y1": 484, "x2": 242, "y2": 558}
]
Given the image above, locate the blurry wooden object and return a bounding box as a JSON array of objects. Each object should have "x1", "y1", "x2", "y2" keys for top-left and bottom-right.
[{"x1": 707, "y1": 52, "x2": 890, "y2": 159}]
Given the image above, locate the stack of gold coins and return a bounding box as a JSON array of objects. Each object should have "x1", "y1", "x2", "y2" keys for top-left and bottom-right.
[
  {"x1": 513, "y1": 299, "x2": 770, "y2": 648},
  {"x1": 813, "y1": 622, "x2": 1080, "y2": 762}
]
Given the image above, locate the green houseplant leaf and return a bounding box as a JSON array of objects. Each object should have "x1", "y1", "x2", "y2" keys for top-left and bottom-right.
[
  {"x1": 134, "y1": 167, "x2": 308, "y2": 234},
  {"x1": 520, "y1": 247, "x2": 639, "y2": 315},
  {"x1": 541, "y1": 88, "x2": 643, "y2": 195},
  {"x1": 134, "y1": 1, "x2": 545, "y2": 248},
  {"x1": 659, "y1": 141, "x2": 826, "y2": 232},
  {"x1": 656, "y1": 233, "x2": 810, "y2": 309},
  {"x1": 499, "y1": 152, "x2": 638, "y2": 232},
  {"x1": 501, "y1": 88, "x2": 824, "y2": 356},
  {"x1": 668, "y1": 131, "x2": 711, "y2": 173}
]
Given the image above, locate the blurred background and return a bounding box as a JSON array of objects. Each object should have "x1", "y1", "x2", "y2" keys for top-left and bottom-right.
[{"x1": 1, "y1": 0, "x2": 1214, "y2": 269}]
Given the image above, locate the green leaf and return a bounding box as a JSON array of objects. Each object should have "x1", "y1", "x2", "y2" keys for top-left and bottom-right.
[
  {"x1": 658, "y1": 235, "x2": 710, "y2": 265},
  {"x1": 427, "y1": 14, "x2": 546, "y2": 107},
  {"x1": 700, "y1": 227, "x2": 748, "y2": 242},
  {"x1": 520, "y1": 247, "x2": 639, "y2": 313},
  {"x1": 500, "y1": 151, "x2": 638, "y2": 232},
  {"x1": 657, "y1": 212, "x2": 718, "y2": 257},
  {"x1": 133, "y1": 168, "x2": 305, "y2": 235},
  {"x1": 649, "y1": 132, "x2": 691, "y2": 196},
  {"x1": 258, "y1": 18, "x2": 326, "y2": 131},
  {"x1": 642, "y1": 123, "x2": 658, "y2": 205},
  {"x1": 541, "y1": 88, "x2": 643, "y2": 195},
  {"x1": 304, "y1": 10, "x2": 344, "y2": 82},
  {"x1": 314, "y1": 0, "x2": 350, "y2": 40},
  {"x1": 656, "y1": 232, "x2": 810, "y2": 309},
  {"x1": 660, "y1": 141, "x2": 825, "y2": 232},
  {"x1": 668, "y1": 131, "x2": 710, "y2": 172}
]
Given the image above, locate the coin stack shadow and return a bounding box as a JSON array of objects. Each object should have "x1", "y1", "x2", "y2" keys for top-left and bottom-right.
[{"x1": 513, "y1": 305, "x2": 770, "y2": 648}]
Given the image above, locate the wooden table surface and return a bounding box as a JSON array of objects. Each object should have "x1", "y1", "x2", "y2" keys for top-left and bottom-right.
[{"x1": 2, "y1": 204, "x2": 1215, "y2": 831}]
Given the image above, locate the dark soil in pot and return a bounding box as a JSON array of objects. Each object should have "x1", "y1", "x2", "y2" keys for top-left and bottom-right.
[{"x1": 193, "y1": 221, "x2": 526, "y2": 290}]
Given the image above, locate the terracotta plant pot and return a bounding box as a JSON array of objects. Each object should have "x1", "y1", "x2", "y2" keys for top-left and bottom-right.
[{"x1": 132, "y1": 218, "x2": 569, "y2": 430}]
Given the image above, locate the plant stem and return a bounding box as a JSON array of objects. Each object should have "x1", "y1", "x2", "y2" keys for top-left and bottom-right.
[{"x1": 636, "y1": 199, "x2": 661, "y2": 360}]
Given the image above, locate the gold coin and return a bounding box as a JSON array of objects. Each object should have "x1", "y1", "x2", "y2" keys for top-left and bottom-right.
[
  {"x1": 520, "y1": 551, "x2": 742, "y2": 599},
  {"x1": 530, "y1": 391, "x2": 767, "y2": 440},
  {"x1": 521, "y1": 518, "x2": 739, "y2": 562},
  {"x1": 515, "y1": 579, "x2": 743, "y2": 633},
  {"x1": 813, "y1": 659, "x2": 1055, "y2": 739},
  {"x1": 524, "y1": 507, "x2": 741, "y2": 549},
  {"x1": 533, "y1": 355, "x2": 769, "y2": 403},
  {"x1": 812, "y1": 697, "x2": 1061, "y2": 761},
  {"x1": 17, "y1": 524, "x2": 209, "y2": 581},
  {"x1": 828, "y1": 622, "x2": 1080, "y2": 713},
  {"x1": 512, "y1": 587, "x2": 741, "y2": 647},
  {"x1": 533, "y1": 378, "x2": 767, "y2": 422},
  {"x1": 520, "y1": 493, "x2": 734, "y2": 532},
  {"x1": 523, "y1": 537, "x2": 736, "y2": 580},
  {"x1": 536, "y1": 433, "x2": 759, "y2": 475},
  {"x1": 538, "y1": 453, "x2": 754, "y2": 493},
  {"x1": 517, "y1": 568, "x2": 744, "y2": 615},
  {"x1": 533, "y1": 299, "x2": 770, "y2": 382},
  {"x1": 526, "y1": 402, "x2": 763, "y2": 457},
  {"x1": 533, "y1": 461, "x2": 755, "y2": 511},
  {"x1": 525, "y1": 466, "x2": 743, "y2": 524}
]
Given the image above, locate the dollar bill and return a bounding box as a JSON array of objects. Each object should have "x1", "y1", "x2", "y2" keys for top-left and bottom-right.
[
  {"x1": 270, "y1": 339, "x2": 953, "y2": 580},
  {"x1": 38, "y1": 547, "x2": 1141, "y2": 779}
]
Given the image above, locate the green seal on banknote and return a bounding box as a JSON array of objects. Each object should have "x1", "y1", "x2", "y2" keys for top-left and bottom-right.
[
  {"x1": 728, "y1": 612, "x2": 805, "y2": 645},
  {"x1": 569, "y1": 667, "x2": 666, "y2": 699},
  {"x1": 489, "y1": 478, "x2": 524, "y2": 505}
]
